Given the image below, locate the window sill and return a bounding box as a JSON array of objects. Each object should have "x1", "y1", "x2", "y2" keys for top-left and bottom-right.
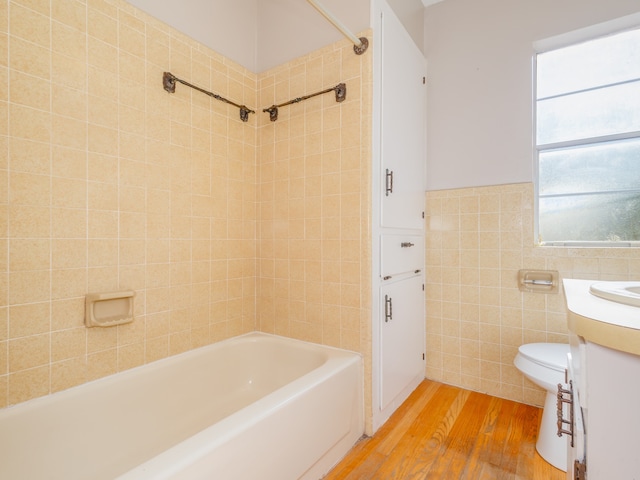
[{"x1": 538, "y1": 241, "x2": 640, "y2": 248}]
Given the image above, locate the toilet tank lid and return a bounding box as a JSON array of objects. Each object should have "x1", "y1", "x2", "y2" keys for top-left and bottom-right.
[{"x1": 518, "y1": 343, "x2": 569, "y2": 371}]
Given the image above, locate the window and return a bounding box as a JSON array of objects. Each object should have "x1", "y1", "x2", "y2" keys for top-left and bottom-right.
[{"x1": 535, "y1": 27, "x2": 640, "y2": 245}]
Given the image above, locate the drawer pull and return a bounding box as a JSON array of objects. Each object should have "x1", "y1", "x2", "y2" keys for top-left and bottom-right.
[
  {"x1": 400, "y1": 242, "x2": 415, "y2": 248},
  {"x1": 556, "y1": 381, "x2": 574, "y2": 447}
]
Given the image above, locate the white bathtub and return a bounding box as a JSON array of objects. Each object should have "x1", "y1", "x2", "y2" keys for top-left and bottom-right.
[{"x1": 0, "y1": 332, "x2": 364, "y2": 480}]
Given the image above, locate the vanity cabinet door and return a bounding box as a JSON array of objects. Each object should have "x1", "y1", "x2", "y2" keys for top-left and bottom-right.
[
  {"x1": 380, "y1": 274, "x2": 425, "y2": 410},
  {"x1": 585, "y1": 342, "x2": 640, "y2": 478}
]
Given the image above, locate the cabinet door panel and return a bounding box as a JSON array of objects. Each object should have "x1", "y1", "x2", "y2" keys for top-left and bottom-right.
[
  {"x1": 380, "y1": 9, "x2": 426, "y2": 230},
  {"x1": 380, "y1": 275, "x2": 425, "y2": 410}
]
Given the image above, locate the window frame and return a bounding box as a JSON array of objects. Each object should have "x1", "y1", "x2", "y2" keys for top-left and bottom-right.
[{"x1": 533, "y1": 14, "x2": 640, "y2": 247}]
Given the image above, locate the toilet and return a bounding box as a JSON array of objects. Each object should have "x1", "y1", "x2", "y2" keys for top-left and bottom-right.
[{"x1": 514, "y1": 342, "x2": 570, "y2": 472}]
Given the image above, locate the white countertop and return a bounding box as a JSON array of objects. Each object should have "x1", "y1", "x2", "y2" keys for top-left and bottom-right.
[{"x1": 563, "y1": 279, "x2": 640, "y2": 355}]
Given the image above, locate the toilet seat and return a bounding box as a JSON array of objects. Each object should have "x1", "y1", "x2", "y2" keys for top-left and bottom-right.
[{"x1": 517, "y1": 343, "x2": 568, "y2": 373}]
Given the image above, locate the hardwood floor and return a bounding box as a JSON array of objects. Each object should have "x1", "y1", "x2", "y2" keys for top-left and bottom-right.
[{"x1": 323, "y1": 380, "x2": 565, "y2": 480}]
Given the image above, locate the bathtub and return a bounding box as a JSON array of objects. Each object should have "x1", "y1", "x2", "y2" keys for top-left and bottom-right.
[{"x1": 0, "y1": 332, "x2": 364, "y2": 480}]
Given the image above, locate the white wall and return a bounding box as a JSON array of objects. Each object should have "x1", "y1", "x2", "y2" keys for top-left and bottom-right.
[
  {"x1": 386, "y1": 0, "x2": 425, "y2": 54},
  {"x1": 424, "y1": 0, "x2": 640, "y2": 191},
  {"x1": 127, "y1": 0, "x2": 370, "y2": 72},
  {"x1": 256, "y1": 0, "x2": 370, "y2": 72},
  {"x1": 127, "y1": 0, "x2": 259, "y2": 71}
]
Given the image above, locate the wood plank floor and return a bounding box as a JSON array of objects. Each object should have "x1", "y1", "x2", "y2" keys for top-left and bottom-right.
[{"x1": 323, "y1": 380, "x2": 565, "y2": 480}]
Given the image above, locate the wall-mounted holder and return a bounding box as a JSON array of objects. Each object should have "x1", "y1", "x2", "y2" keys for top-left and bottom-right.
[
  {"x1": 85, "y1": 290, "x2": 135, "y2": 327},
  {"x1": 518, "y1": 269, "x2": 559, "y2": 294}
]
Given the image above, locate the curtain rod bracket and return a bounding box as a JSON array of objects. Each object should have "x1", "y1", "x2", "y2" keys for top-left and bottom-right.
[
  {"x1": 239, "y1": 107, "x2": 251, "y2": 122},
  {"x1": 163, "y1": 72, "x2": 177, "y2": 93},
  {"x1": 307, "y1": 0, "x2": 368, "y2": 56},
  {"x1": 264, "y1": 106, "x2": 279, "y2": 122},
  {"x1": 353, "y1": 37, "x2": 368, "y2": 55}
]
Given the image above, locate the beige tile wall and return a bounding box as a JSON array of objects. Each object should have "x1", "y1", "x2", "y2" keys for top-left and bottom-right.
[
  {"x1": 425, "y1": 183, "x2": 640, "y2": 406},
  {"x1": 256, "y1": 40, "x2": 372, "y2": 350},
  {"x1": 256, "y1": 36, "x2": 373, "y2": 429},
  {"x1": 0, "y1": 0, "x2": 258, "y2": 408},
  {"x1": 0, "y1": 0, "x2": 373, "y2": 415}
]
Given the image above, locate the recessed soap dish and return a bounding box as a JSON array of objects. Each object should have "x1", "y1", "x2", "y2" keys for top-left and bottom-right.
[{"x1": 85, "y1": 290, "x2": 135, "y2": 327}]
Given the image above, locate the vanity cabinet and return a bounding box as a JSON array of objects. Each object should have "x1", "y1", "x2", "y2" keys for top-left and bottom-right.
[
  {"x1": 564, "y1": 279, "x2": 640, "y2": 479},
  {"x1": 568, "y1": 337, "x2": 640, "y2": 480}
]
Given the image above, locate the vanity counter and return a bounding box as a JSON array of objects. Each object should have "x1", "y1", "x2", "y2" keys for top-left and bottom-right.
[{"x1": 563, "y1": 279, "x2": 640, "y2": 356}]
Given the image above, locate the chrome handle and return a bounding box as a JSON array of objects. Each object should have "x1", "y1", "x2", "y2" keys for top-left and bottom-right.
[
  {"x1": 400, "y1": 242, "x2": 414, "y2": 248},
  {"x1": 556, "y1": 381, "x2": 574, "y2": 447},
  {"x1": 385, "y1": 169, "x2": 393, "y2": 196},
  {"x1": 384, "y1": 295, "x2": 393, "y2": 322}
]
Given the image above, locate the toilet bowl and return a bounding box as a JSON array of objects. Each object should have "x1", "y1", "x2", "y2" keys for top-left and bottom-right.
[{"x1": 514, "y1": 342, "x2": 570, "y2": 472}]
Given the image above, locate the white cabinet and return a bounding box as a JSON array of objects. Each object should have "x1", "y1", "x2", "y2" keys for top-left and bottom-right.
[
  {"x1": 372, "y1": 0, "x2": 426, "y2": 431},
  {"x1": 564, "y1": 279, "x2": 640, "y2": 479},
  {"x1": 380, "y1": 274, "x2": 425, "y2": 410},
  {"x1": 568, "y1": 338, "x2": 640, "y2": 479}
]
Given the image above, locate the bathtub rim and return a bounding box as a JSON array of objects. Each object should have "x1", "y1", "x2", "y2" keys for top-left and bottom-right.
[
  {"x1": 0, "y1": 331, "x2": 361, "y2": 415},
  {"x1": 117, "y1": 331, "x2": 364, "y2": 479},
  {"x1": 0, "y1": 331, "x2": 364, "y2": 480}
]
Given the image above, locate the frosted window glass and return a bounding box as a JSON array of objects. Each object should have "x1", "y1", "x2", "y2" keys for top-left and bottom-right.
[
  {"x1": 537, "y1": 81, "x2": 640, "y2": 145},
  {"x1": 537, "y1": 28, "x2": 640, "y2": 99},
  {"x1": 539, "y1": 192, "x2": 640, "y2": 242},
  {"x1": 539, "y1": 138, "x2": 640, "y2": 195},
  {"x1": 536, "y1": 26, "x2": 640, "y2": 244}
]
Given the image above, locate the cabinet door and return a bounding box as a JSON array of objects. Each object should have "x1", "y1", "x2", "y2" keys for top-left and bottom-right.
[
  {"x1": 379, "y1": 9, "x2": 426, "y2": 230},
  {"x1": 380, "y1": 275, "x2": 425, "y2": 410}
]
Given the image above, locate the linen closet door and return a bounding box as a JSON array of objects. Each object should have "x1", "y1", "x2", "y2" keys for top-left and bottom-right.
[
  {"x1": 379, "y1": 11, "x2": 426, "y2": 231},
  {"x1": 380, "y1": 274, "x2": 424, "y2": 409},
  {"x1": 375, "y1": 0, "x2": 426, "y2": 419}
]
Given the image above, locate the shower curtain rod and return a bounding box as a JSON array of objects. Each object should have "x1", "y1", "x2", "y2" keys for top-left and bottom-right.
[
  {"x1": 162, "y1": 72, "x2": 255, "y2": 122},
  {"x1": 306, "y1": 0, "x2": 368, "y2": 55},
  {"x1": 262, "y1": 83, "x2": 346, "y2": 121}
]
